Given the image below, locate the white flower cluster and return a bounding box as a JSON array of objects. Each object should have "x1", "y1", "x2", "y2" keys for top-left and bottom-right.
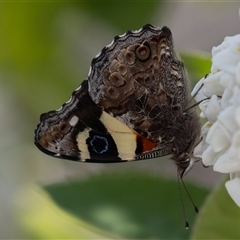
[{"x1": 192, "y1": 33, "x2": 240, "y2": 207}]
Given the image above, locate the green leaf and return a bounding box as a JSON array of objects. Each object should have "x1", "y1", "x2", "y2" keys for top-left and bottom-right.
[
  {"x1": 42, "y1": 171, "x2": 209, "y2": 239},
  {"x1": 191, "y1": 178, "x2": 240, "y2": 239},
  {"x1": 20, "y1": 187, "x2": 119, "y2": 239}
]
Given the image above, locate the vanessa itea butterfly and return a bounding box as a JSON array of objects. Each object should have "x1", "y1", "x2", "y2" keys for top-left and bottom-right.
[{"x1": 34, "y1": 24, "x2": 201, "y2": 178}]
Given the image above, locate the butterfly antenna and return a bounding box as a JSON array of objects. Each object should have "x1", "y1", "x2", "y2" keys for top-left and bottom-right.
[
  {"x1": 187, "y1": 78, "x2": 222, "y2": 113},
  {"x1": 191, "y1": 82, "x2": 204, "y2": 100},
  {"x1": 177, "y1": 172, "x2": 189, "y2": 229},
  {"x1": 184, "y1": 82, "x2": 210, "y2": 113},
  {"x1": 184, "y1": 82, "x2": 207, "y2": 113},
  {"x1": 180, "y1": 176, "x2": 199, "y2": 213}
]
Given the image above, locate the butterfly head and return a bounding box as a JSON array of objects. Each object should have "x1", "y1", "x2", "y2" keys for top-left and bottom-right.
[{"x1": 174, "y1": 152, "x2": 199, "y2": 178}]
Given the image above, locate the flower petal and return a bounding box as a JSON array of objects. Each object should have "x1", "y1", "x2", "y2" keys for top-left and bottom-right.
[
  {"x1": 199, "y1": 95, "x2": 221, "y2": 123},
  {"x1": 235, "y1": 61, "x2": 240, "y2": 86},
  {"x1": 213, "y1": 151, "x2": 240, "y2": 173},
  {"x1": 191, "y1": 26, "x2": 240, "y2": 208},
  {"x1": 225, "y1": 178, "x2": 240, "y2": 207},
  {"x1": 194, "y1": 122, "x2": 211, "y2": 158},
  {"x1": 221, "y1": 88, "x2": 232, "y2": 110},
  {"x1": 206, "y1": 121, "x2": 230, "y2": 153},
  {"x1": 213, "y1": 131, "x2": 240, "y2": 173},
  {"x1": 235, "y1": 106, "x2": 240, "y2": 126},
  {"x1": 212, "y1": 35, "x2": 240, "y2": 75},
  {"x1": 202, "y1": 72, "x2": 224, "y2": 97},
  {"x1": 218, "y1": 106, "x2": 238, "y2": 135},
  {"x1": 202, "y1": 145, "x2": 219, "y2": 166}
]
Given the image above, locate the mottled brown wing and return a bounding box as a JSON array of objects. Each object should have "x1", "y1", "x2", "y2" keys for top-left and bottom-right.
[
  {"x1": 88, "y1": 24, "x2": 201, "y2": 177},
  {"x1": 35, "y1": 24, "x2": 201, "y2": 176},
  {"x1": 88, "y1": 25, "x2": 190, "y2": 146}
]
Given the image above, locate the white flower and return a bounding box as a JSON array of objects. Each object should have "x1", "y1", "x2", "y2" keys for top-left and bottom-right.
[{"x1": 192, "y1": 32, "x2": 240, "y2": 207}]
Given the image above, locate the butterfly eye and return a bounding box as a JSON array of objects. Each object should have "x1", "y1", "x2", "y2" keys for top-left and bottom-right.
[{"x1": 136, "y1": 44, "x2": 151, "y2": 61}]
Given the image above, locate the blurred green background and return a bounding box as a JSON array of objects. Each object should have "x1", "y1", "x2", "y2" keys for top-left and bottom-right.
[{"x1": 1, "y1": 2, "x2": 240, "y2": 239}]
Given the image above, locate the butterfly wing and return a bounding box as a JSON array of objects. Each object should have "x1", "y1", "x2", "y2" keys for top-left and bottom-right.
[
  {"x1": 35, "y1": 24, "x2": 199, "y2": 165},
  {"x1": 88, "y1": 25, "x2": 192, "y2": 151}
]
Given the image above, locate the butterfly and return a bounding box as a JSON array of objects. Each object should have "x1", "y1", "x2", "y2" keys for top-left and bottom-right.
[{"x1": 34, "y1": 24, "x2": 201, "y2": 178}]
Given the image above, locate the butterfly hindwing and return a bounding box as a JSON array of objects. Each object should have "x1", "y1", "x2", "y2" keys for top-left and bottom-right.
[{"x1": 35, "y1": 79, "x2": 172, "y2": 162}]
